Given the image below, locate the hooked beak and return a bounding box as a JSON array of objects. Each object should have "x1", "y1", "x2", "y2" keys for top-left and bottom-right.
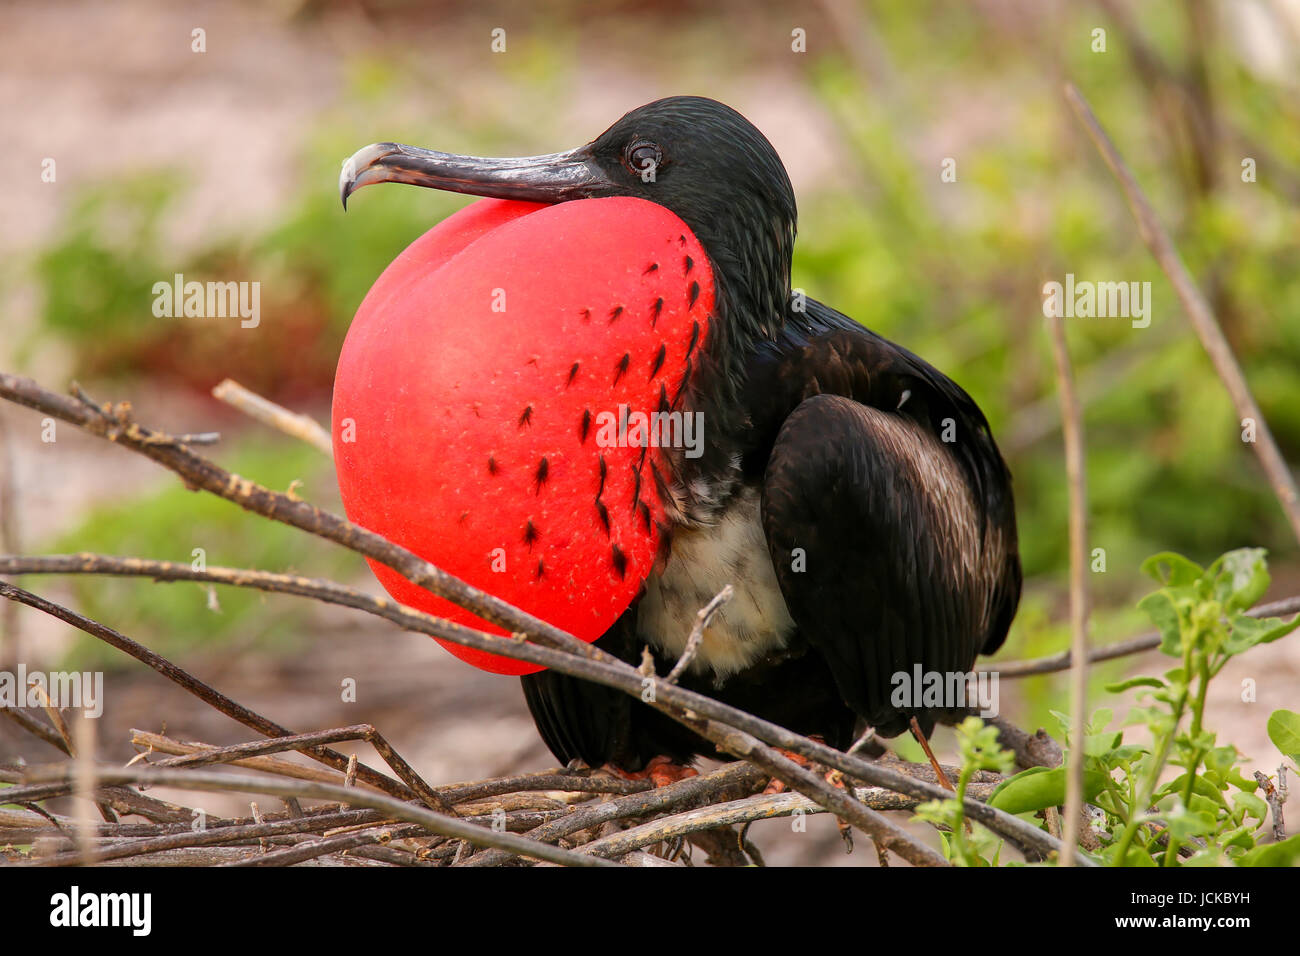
[{"x1": 339, "y1": 142, "x2": 606, "y2": 209}]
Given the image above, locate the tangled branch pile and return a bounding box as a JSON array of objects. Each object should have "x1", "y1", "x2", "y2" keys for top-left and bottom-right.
[{"x1": 0, "y1": 370, "x2": 1076, "y2": 868}]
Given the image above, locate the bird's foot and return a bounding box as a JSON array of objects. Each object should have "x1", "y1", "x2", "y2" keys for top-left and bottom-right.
[
  {"x1": 759, "y1": 743, "x2": 856, "y2": 852},
  {"x1": 762, "y1": 736, "x2": 839, "y2": 794},
  {"x1": 604, "y1": 754, "x2": 699, "y2": 788}
]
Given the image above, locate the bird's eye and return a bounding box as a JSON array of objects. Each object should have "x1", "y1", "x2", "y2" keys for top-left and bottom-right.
[{"x1": 625, "y1": 141, "x2": 663, "y2": 179}]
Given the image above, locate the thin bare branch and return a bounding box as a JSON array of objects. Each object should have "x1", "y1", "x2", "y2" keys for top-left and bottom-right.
[
  {"x1": 17, "y1": 764, "x2": 620, "y2": 868},
  {"x1": 212, "y1": 378, "x2": 333, "y2": 457},
  {"x1": 665, "y1": 584, "x2": 732, "y2": 684},
  {"x1": 2, "y1": 707, "x2": 71, "y2": 755},
  {"x1": 578, "y1": 781, "x2": 1000, "y2": 860},
  {"x1": 985, "y1": 595, "x2": 1300, "y2": 677},
  {"x1": 133, "y1": 725, "x2": 452, "y2": 814},
  {"x1": 0, "y1": 580, "x2": 420, "y2": 806},
  {"x1": 1046, "y1": 308, "x2": 1091, "y2": 867},
  {"x1": 1064, "y1": 82, "x2": 1300, "y2": 546}
]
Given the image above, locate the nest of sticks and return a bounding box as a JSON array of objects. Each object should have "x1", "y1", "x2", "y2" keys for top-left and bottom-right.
[{"x1": 0, "y1": 371, "x2": 1089, "y2": 868}]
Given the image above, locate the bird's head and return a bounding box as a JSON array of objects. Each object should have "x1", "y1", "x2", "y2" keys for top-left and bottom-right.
[{"x1": 341, "y1": 95, "x2": 797, "y2": 342}]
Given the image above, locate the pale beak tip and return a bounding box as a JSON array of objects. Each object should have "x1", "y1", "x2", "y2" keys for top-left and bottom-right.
[{"x1": 339, "y1": 157, "x2": 358, "y2": 210}]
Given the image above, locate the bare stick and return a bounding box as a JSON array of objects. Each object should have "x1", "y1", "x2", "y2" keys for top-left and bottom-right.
[
  {"x1": 990, "y1": 716, "x2": 1063, "y2": 771},
  {"x1": 986, "y1": 595, "x2": 1300, "y2": 677},
  {"x1": 26, "y1": 809, "x2": 508, "y2": 867},
  {"x1": 18, "y1": 764, "x2": 618, "y2": 868},
  {"x1": 688, "y1": 717, "x2": 948, "y2": 867},
  {"x1": 28, "y1": 682, "x2": 74, "y2": 757},
  {"x1": 220, "y1": 825, "x2": 428, "y2": 868},
  {"x1": 1254, "y1": 769, "x2": 1287, "y2": 843},
  {"x1": 21, "y1": 809, "x2": 389, "y2": 866},
  {"x1": 2, "y1": 707, "x2": 71, "y2": 755},
  {"x1": 135, "y1": 729, "x2": 378, "y2": 788},
  {"x1": 25, "y1": 683, "x2": 116, "y2": 826},
  {"x1": 1064, "y1": 83, "x2": 1300, "y2": 546},
  {"x1": 0, "y1": 413, "x2": 19, "y2": 661},
  {"x1": 133, "y1": 725, "x2": 451, "y2": 814},
  {"x1": 212, "y1": 379, "x2": 333, "y2": 457},
  {"x1": 0, "y1": 580, "x2": 420, "y2": 806},
  {"x1": 1046, "y1": 308, "x2": 1091, "y2": 867},
  {"x1": 666, "y1": 585, "x2": 733, "y2": 684},
  {"x1": 0, "y1": 548, "x2": 1045, "y2": 858},
  {"x1": 437, "y1": 770, "x2": 649, "y2": 804},
  {"x1": 2, "y1": 569, "x2": 940, "y2": 861},
  {"x1": 461, "y1": 762, "x2": 767, "y2": 867},
  {"x1": 578, "y1": 781, "x2": 1000, "y2": 860}
]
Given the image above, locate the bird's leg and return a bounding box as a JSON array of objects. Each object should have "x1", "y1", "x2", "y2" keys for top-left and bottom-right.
[
  {"x1": 909, "y1": 717, "x2": 955, "y2": 791},
  {"x1": 603, "y1": 754, "x2": 699, "y2": 788}
]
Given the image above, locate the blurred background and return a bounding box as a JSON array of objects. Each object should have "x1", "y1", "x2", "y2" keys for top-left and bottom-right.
[{"x1": 1, "y1": 0, "x2": 1298, "y2": 864}]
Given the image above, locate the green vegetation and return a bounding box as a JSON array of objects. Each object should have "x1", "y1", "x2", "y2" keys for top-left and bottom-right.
[{"x1": 924, "y1": 548, "x2": 1300, "y2": 866}]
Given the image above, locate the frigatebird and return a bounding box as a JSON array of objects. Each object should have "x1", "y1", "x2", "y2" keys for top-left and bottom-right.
[{"x1": 335, "y1": 96, "x2": 1022, "y2": 780}]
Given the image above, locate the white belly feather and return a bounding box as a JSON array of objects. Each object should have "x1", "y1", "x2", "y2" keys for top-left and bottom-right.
[{"x1": 637, "y1": 489, "x2": 794, "y2": 680}]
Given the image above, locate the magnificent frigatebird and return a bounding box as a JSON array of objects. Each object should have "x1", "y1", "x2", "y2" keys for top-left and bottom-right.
[{"x1": 335, "y1": 96, "x2": 1022, "y2": 780}]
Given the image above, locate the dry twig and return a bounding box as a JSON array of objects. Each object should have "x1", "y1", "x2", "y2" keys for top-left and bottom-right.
[
  {"x1": 211, "y1": 378, "x2": 333, "y2": 457},
  {"x1": 1045, "y1": 307, "x2": 1091, "y2": 867},
  {"x1": 1064, "y1": 83, "x2": 1300, "y2": 546}
]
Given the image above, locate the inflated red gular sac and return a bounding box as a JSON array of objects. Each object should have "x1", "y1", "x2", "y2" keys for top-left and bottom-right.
[{"x1": 333, "y1": 197, "x2": 714, "y2": 674}]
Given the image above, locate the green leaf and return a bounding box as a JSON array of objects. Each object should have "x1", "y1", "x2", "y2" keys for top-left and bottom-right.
[
  {"x1": 1267, "y1": 709, "x2": 1300, "y2": 763},
  {"x1": 1138, "y1": 592, "x2": 1184, "y2": 656},
  {"x1": 1187, "y1": 793, "x2": 1222, "y2": 818},
  {"x1": 1159, "y1": 773, "x2": 1226, "y2": 806},
  {"x1": 1238, "y1": 833, "x2": 1300, "y2": 867},
  {"x1": 1216, "y1": 548, "x2": 1269, "y2": 612},
  {"x1": 1219, "y1": 825, "x2": 1257, "y2": 851},
  {"x1": 1109, "y1": 744, "x2": 1150, "y2": 764},
  {"x1": 1104, "y1": 675, "x2": 1165, "y2": 693},
  {"x1": 1141, "y1": 552, "x2": 1204, "y2": 587},
  {"x1": 1088, "y1": 708, "x2": 1113, "y2": 733},
  {"x1": 1205, "y1": 745, "x2": 1238, "y2": 777},
  {"x1": 1223, "y1": 614, "x2": 1300, "y2": 656},
  {"x1": 1082, "y1": 732, "x2": 1123, "y2": 758},
  {"x1": 1164, "y1": 806, "x2": 1217, "y2": 840},
  {"x1": 1106, "y1": 843, "x2": 1158, "y2": 867},
  {"x1": 1124, "y1": 706, "x2": 1163, "y2": 727},
  {"x1": 1048, "y1": 709, "x2": 1072, "y2": 738},
  {"x1": 987, "y1": 766, "x2": 1109, "y2": 815},
  {"x1": 1226, "y1": 767, "x2": 1259, "y2": 793},
  {"x1": 1231, "y1": 791, "x2": 1268, "y2": 823}
]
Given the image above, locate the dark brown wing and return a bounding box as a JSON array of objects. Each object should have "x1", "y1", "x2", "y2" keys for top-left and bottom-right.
[{"x1": 753, "y1": 301, "x2": 1021, "y2": 736}]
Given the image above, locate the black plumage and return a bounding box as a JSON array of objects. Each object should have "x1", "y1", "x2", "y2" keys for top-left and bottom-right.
[
  {"x1": 519, "y1": 98, "x2": 1021, "y2": 768},
  {"x1": 339, "y1": 95, "x2": 1022, "y2": 771}
]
